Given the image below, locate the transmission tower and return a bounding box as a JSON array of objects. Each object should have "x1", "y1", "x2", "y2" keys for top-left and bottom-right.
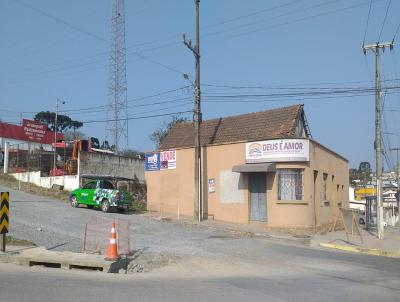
[{"x1": 106, "y1": 0, "x2": 128, "y2": 153}]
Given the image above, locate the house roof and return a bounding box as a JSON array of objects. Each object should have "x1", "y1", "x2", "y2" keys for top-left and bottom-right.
[{"x1": 159, "y1": 104, "x2": 305, "y2": 150}]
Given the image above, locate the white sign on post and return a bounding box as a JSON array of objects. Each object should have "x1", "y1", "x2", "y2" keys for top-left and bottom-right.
[{"x1": 245, "y1": 139, "x2": 309, "y2": 163}]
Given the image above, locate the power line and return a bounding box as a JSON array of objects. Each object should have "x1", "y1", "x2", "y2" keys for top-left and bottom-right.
[
  {"x1": 217, "y1": 1, "x2": 371, "y2": 40},
  {"x1": 393, "y1": 22, "x2": 400, "y2": 43},
  {"x1": 362, "y1": 0, "x2": 373, "y2": 45},
  {"x1": 82, "y1": 110, "x2": 193, "y2": 124},
  {"x1": 203, "y1": 0, "x2": 340, "y2": 39},
  {"x1": 12, "y1": 0, "x2": 187, "y2": 77},
  {"x1": 378, "y1": 0, "x2": 391, "y2": 42}
]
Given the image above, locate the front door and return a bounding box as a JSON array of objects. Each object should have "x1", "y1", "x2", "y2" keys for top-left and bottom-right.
[{"x1": 249, "y1": 173, "x2": 267, "y2": 222}]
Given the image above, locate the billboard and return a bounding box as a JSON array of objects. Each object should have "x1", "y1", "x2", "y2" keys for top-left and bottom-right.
[{"x1": 246, "y1": 139, "x2": 309, "y2": 163}]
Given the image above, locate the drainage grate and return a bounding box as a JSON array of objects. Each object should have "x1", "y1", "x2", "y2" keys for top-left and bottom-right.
[
  {"x1": 29, "y1": 261, "x2": 61, "y2": 268},
  {"x1": 69, "y1": 264, "x2": 103, "y2": 272}
]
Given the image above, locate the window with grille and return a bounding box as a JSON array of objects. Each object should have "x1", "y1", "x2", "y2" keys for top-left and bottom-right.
[{"x1": 278, "y1": 169, "x2": 303, "y2": 200}]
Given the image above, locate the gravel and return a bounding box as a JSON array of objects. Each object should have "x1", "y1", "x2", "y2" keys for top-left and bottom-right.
[{"x1": 0, "y1": 184, "x2": 220, "y2": 257}]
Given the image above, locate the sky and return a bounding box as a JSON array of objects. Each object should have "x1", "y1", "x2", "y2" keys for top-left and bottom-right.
[{"x1": 1, "y1": 0, "x2": 400, "y2": 169}]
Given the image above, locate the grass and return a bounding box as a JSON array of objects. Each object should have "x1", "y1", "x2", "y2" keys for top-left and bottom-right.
[
  {"x1": 3, "y1": 235, "x2": 35, "y2": 246},
  {"x1": 131, "y1": 201, "x2": 147, "y2": 213}
]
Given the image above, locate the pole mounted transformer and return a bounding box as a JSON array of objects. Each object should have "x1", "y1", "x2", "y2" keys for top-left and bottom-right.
[{"x1": 107, "y1": 0, "x2": 129, "y2": 153}]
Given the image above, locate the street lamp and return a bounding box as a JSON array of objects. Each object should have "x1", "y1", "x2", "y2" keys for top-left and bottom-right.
[{"x1": 53, "y1": 98, "x2": 65, "y2": 174}]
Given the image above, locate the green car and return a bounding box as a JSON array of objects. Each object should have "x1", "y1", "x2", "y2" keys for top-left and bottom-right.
[{"x1": 70, "y1": 176, "x2": 132, "y2": 213}]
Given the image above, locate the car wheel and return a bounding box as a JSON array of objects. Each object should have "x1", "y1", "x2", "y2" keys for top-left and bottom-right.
[
  {"x1": 101, "y1": 199, "x2": 110, "y2": 213},
  {"x1": 70, "y1": 195, "x2": 79, "y2": 208}
]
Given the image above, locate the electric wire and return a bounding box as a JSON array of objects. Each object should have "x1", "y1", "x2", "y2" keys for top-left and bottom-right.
[
  {"x1": 362, "y1": 0, "x2": 373, "y2": 45},
  {"x1": 12, "y1": 0, "x2": 187, "y2": 77},
  {"x1": 378, "y1": 0, "x2": 391, "y2": 42}
]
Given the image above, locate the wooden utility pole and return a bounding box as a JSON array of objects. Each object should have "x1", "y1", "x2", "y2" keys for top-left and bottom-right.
[
  {"x1": 183, "y1": 0, "x2": 202, "y2": 222},
  {"x1": 362, "y1": 41, "x2": 394, "y2": 239}
]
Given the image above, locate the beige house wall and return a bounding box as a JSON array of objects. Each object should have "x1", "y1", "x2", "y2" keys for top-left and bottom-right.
[{"x1": 145, "y1": 139, "x2": 349, "y2": 229}]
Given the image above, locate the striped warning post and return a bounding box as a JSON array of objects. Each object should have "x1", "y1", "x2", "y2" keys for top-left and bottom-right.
[{"x1": 0, "y1": 192, "x2": 9, "y2": 235}]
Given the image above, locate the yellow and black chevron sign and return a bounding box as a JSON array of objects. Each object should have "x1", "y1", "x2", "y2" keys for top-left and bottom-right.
[{"x1": 0, "y1": 192, "x2": 9, "y2": 234}]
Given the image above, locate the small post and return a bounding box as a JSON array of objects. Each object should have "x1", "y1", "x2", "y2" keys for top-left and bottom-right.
[
  {"x1": 3, "y1": 142, "x2": 9, "y2": 174},
  {"x1": 2, "y1": 233, "x2": 5, "y2": 252}
]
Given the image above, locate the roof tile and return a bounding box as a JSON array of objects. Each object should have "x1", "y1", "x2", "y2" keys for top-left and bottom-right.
[{"x1": 160, "y1": 104, "x2": 303, "y2": 149}]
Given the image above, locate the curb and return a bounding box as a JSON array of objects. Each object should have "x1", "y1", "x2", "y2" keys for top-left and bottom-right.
[
  {"x1": 0, "y1": 246, "x2": 125, "y2": 272},
  {"x1": 319, "y1": 243, "x2": 400, "y2": 258}
]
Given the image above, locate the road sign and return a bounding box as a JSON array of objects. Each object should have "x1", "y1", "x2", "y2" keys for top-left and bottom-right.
[
  {"x1": 1, "y1": 192, "x2": 9, "y2": 252},
  {"x1": 1, "y1": 192, "x2": 9, "y2": 234}
]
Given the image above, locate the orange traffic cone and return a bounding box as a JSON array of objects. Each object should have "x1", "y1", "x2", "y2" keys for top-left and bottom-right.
[{"x1": 105, "y1": 222, "x2": 119, "y2": 261}]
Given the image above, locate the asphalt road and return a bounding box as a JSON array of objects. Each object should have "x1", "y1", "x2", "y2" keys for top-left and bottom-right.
[
  {"x1": 1, "y1": 184, "x2": 399, "y2": 301},
  {"x1": 0, "y1": 258, "x2": 399, "y2": 302}
]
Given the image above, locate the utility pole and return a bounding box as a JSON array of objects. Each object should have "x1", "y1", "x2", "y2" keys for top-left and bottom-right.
[
  {"x1": 363, "y1": 41, "x2": 394, "y2": 239},
  {"x1": 390, "y1": 147, "x2": 400, "y2": 218},
  {"x1": 53, "y1": 98, "x2": 65, "y2": 174},
  {"x1": 183, "y1": 0, "x2": 202, "y2": 222}
]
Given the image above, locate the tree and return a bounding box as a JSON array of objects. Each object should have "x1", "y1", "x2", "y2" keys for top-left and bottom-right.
[
  {"x1": 63, "y1": 129, "x2": 86, "y2": 141},
  {"x1": 33, "y1": 111, "x2": 83, "y2": 133},
  {"x1": 150, "y1": 115, "x2": 188, "y2": 147},
  {"x1": 122, "y1": 149, "x2": 145, "y2": 159}
]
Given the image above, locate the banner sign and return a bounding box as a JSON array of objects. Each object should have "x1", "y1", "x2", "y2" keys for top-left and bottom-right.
[
  {"x1": 22, "y1": 119, "x2": 47, "y2": 143},
  {"x1": 160, "y1": 150, "x2": 176, "y2": 170},
  {"x1": 0, "y1": 120, "x2": 63, "y2": 145},
  {"x1": 145, "y1": 152, "x2": 160, "y2": 171},
  {"x1": 246, "y1": 139, "x2": 309, "y2": 163}
]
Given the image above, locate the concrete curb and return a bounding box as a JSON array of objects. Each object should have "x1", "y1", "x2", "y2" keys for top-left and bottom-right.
[
  {"x1": 319, "y1": 243, "x2": 400, "y2": 258},
  {"x1": 0, "y1": 246, "x2": 126, "y2": 272}
]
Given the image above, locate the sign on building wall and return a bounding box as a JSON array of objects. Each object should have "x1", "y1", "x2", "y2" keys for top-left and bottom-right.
[
  {"x1": 145, "y1": 152, "x2": 160, "y2": 171},
  {"x1": 145, "y1": 150, "x2": 177, "y2": 171},
  {"x1": 245, "y1": 139, "x2": 309, "y2": 163},
  {"x1": 160, "y1": 150, "x2": 176, "y2": 170},
  {"x1": 208, "y1": 178, "x2": 215, "y2": 193}
]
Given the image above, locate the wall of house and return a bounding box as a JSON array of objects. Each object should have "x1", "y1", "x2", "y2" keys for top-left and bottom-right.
[
  {"x1": 203, "y1": 143, "x2": 249, "y2": 224},
  {"x1": 145, "y1": 148, "x2": 194, "y2": 217},
  {"x1": 80, "y1": 152, "x2": 145, "y2": 183},
  {"x1": 265, "y1": 142, "x2": 349, "y2": 228},
  {"x1": 145, "y1": 139, "x2": 349, "y2": 229}
]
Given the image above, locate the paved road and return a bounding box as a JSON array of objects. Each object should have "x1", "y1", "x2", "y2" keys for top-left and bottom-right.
[
  {"x1": 0, "y1": 259, "x2": 399, "y2": 302},
  {"x1": 1, "y1": 184, "x2": 400, "y2": 301}
]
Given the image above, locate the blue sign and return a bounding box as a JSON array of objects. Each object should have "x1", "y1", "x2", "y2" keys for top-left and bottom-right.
[{"x1": 145, "y1": 152, "x2": 160, "y2": 171}]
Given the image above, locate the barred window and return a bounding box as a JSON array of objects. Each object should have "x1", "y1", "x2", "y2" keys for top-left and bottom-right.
[
  {"x1": 323, "y1": 173, "x2": 328, "y2": 200},
  {"x1": 278, "y1": 169, "x2": 303, "y2": 200}
]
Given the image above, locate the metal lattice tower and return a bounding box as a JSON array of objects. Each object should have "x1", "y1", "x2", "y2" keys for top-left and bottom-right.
[{"x1": 106, "y1": 0, "x2": 128, "y2": 153}]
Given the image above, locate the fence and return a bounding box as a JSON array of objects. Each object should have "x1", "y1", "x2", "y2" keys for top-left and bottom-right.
[
  {"x1": 83, "y1": 216, "x2": 130, "y2": 256},
  {"x1": 5, "y1": 142, "x2": 77, "y2": 176}
]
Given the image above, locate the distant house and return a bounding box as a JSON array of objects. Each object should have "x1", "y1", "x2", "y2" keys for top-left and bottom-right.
[{"x1": 145, "y1": 104, "x2": 349, "y2": 229}]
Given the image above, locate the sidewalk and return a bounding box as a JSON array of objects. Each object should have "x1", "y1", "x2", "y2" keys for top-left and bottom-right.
[
  {"x1": 146, "y1": 212, "x2": 313, "y2": 246},
  {"x1": 311, "y1": 226, "x2": 400, "y2": 258}
]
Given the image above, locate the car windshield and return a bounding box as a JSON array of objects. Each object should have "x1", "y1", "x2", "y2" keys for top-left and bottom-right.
[
  {"x1": 101, "y1": 180, "x2": 115, "y2": 190},
  {"x1": 83, "y1": 182, "x2": 97, "y2": 190}
]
